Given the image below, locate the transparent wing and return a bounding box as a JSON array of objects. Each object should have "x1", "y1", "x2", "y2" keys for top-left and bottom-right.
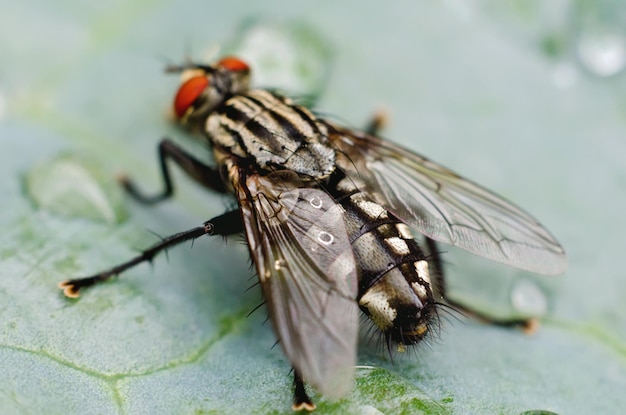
[
  {"x1": 234, "y1": 170, "x2": 359, "y2": 398},
  {"x1": 329, "y1": 128, "x2": 567, "y2": 275}
]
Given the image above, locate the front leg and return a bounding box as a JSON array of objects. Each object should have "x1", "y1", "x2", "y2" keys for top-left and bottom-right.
[
  {"x1": 59, "y1": 210, "x2": 243, "y2": 298},
  {"x1": 121, "y1": 139, "x2": 227, "y2": 204}
]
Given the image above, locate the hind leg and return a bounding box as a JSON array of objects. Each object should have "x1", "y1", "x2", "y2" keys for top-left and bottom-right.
[{"x1": 424, "y1": 237, "x2": 537, "y2": 332}]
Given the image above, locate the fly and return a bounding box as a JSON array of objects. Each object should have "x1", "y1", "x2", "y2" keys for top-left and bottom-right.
[{"x1": 58, "y1": 56, "x2": 567, "y2": 411}]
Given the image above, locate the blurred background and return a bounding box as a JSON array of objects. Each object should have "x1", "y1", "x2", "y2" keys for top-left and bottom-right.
[{"x1": 1, "y1": 1, "x2": 625, "y2": 414}]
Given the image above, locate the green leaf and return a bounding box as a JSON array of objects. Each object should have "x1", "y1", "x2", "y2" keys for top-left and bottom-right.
[{"x1": 1, "y1": 2, "x2": 625, "y2": 414}]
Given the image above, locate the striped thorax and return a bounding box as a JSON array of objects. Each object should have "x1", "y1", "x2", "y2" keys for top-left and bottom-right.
[
  {"x1": 175, "y1": 57, "x2": 335, "y2": 179},
  {"x1": 208, "y1": 89, "x2": 336, "y2": 177}
]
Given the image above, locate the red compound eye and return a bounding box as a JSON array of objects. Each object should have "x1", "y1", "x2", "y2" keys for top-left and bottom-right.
[
  {"x1": 174, "y1": 75, "x2": 209, "y2": 118},
  {"x1": 217, "y1": 56, "x2": 250, "y2": 72}
]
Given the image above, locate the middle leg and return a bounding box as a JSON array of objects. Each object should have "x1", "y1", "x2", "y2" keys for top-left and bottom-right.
[
  {"x1": 59, "y1": 209, "x2": 243, "y2": 298},
  {"x1": 121, "y1": 139, "x2": 227, "y2": 205}
]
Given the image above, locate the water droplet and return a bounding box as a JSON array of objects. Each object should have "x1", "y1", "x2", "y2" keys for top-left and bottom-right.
[
  {"x1": 25, "y1": 154, "x2": 128, "y2": 224},
  {"x1": 309, "y1": 196, "x2": 323, "y2": 209},
  {"x1": 577, "y1": 33, "x2": 626, "y2": 76},
  {"x1": 225, "y1": 20, "x2": 332, "y2": 101},
  {"x1": 274, "y1": 259, "x2": 286, "y2": 270},
  {"x1": 317, "y1": 231, "x2": 334, "y2": 245},
  {"x1": 511, "y1": 279, "x2": 548, "y2": 317}
]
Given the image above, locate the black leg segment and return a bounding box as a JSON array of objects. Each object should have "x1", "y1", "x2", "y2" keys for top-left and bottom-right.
[
  {"x1": 59, "y1": 209, "x2": 242, "y2": 298},
  {"x1": 206, "y1": 209, "x2": 244, "y2": 235},
  {"x1": 424, "y1": 237, "x2": 446, "y2": 298},
  {"x1": 424, "y1": 237, "x2": 537, "y2": 330},
  {"x1": 292, "y1": 369, "x2": 316, "y2": 412},
  {"x1": 120, "y1": 139, "x2": 226, "y2": 205}
]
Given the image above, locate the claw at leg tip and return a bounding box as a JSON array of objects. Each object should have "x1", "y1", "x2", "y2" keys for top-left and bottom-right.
[
  {"x1": 292, "y1": 402, "x2": 316, "y2": 412},
  {"x1": 58, "y1": 281, "x2": 80, "y2": 299}
]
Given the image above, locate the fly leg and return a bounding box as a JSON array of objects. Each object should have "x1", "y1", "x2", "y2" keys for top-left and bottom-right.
[
  {"x1": 59, "y1": 210, "x2": 242, "y2": 298},
  {"x1": 292, "y1": 369, "x2": 316, "y2": 412},
  {"x1": 424, "y1": 237, "x2": 445, "y2": 299},
  {"x1": 424, "y1": 237, "x2": 537, "y2": 332},
  {"x1": 120, "y1": 138, "x2": 227, "y2": 204},
  {"x1": 59, "y1": 138, "x2": 239, "y2": 298}
]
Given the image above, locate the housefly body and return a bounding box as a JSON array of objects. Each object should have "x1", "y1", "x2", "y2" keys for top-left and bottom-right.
[{"x1": 59, "y1": 56, "x2": 567, "y2": 411}]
